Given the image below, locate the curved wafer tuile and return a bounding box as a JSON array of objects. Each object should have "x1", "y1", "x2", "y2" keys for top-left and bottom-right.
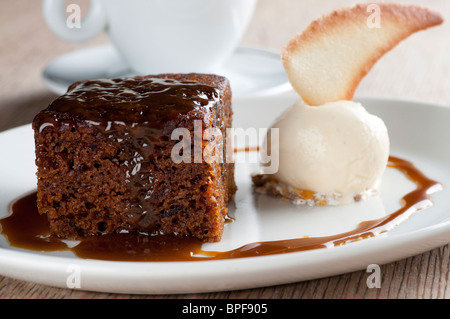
[{"x1": 281, "y1": 3, "x2": 444, "y2": 106}]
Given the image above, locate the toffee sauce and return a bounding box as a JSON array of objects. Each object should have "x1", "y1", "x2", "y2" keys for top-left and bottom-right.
[{"x1": 0, "y1": 156, "x2": 441, "y2": 262}]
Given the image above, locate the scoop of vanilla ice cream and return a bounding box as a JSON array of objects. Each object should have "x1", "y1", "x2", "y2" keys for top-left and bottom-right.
[{"x1": 262, "y1": 99, "x2": 390, "y2": 205}]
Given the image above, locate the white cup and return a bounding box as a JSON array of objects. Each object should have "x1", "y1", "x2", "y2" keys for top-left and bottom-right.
[{"x1": 43, "y1": 0, "x2": 257, "y2": 74}]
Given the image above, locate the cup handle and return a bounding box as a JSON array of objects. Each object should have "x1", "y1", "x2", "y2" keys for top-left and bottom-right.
[{"x1": 42, "y1": 0, "x2": 107, "y2": 42}]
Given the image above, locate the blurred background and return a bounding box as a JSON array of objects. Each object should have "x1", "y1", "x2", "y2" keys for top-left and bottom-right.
[{"x1": 0, "y1": 0, "x2": 448, "y2": 131}]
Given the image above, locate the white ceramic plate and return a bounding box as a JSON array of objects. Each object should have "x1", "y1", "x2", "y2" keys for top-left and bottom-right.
[
  {"x1": 1, "y1": 96, "x2": 450, "y2": 294},
  {"x1": 42, "y1": 45, "x2": 292, "y2": 98}
]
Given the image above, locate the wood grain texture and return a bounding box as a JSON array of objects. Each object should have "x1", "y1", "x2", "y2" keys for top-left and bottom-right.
[{"x1": 0, "y1": 0, "x2": 449, "y2": 299}]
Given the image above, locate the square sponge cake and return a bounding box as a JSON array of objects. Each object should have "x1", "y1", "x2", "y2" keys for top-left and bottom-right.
[{"x1": 32, "y1": 73, "x2": 236, "y2": 242}]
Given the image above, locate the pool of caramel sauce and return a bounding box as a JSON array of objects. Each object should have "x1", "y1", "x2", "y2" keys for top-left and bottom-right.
[{"x1": 0, "y1": 156, "x2": 442, "y2": 262}]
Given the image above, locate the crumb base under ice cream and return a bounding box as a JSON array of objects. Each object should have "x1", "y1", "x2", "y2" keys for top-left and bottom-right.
[{"x1": 252, "y1": 172, "x2": 379, "y2": 206}]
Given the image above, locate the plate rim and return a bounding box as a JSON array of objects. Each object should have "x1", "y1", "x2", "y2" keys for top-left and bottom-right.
[{"x1": 41, "y1": 44, "x2": 293, "y2": 98}]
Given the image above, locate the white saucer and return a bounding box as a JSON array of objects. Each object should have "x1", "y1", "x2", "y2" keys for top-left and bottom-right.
[
  {"x1": 1, "y1": 96, "x2": 450, "y2": 294},
  {"x1": 42, "y1": 45, "x2": 292, "y2": 97}
]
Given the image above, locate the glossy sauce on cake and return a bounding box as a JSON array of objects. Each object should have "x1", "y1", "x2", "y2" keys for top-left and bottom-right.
[{"x1": 34, "y1": 77, "x2": 221, "y2": 128}]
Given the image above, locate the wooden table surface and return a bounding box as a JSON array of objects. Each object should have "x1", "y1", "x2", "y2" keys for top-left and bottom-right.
[{"x1": 1, "y1": 0, "x2": 449, "y2": 299}]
